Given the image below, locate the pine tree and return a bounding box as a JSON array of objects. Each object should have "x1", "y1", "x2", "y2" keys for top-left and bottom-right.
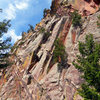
[
  {"x1": 71, "y1": 10, "x2": 82, "y2": 27},
  {"x1": 43, "y1": 8, "x2": 47, "y2": 18},
  {"x1": 0, "y1": 20, "x2": 11, "y2": 68},
  {"x1": 53, "y1": 38, "x2": 68, "y2": 72},
  {"x1": 73, "y1": 34, "x2": 100, "y2": 100}
]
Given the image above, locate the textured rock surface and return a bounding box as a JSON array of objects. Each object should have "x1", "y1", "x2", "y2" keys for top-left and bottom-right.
[{"x1": 0, "y1": 0, "x2": 100, "y2": 100}]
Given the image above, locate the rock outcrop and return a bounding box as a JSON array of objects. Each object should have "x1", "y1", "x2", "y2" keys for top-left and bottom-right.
[{"x1": 0, "y1": 0, "x2": 100, "y2": 100}]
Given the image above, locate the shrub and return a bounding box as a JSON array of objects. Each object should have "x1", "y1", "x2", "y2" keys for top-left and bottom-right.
[
  {"x1": 39, "y1": 27, "x2": 51, "y2": 43},
  {"x1": 19, "y1": 41, "x2": 25, "y2": 46},
  {"x1": 11, "y1": 44, "x2": 18, "y2": 53},
  {"x1": 27, "y1": 24, "x2": 34, "y2": 33},
  {"x1": 73, "y1": 34, "x2": 100, "y2": 100},
  {"x1": 97, "y1": 15, "x2": 100, "y2": 28},
  {"x1": 42, "y1": 31, "x2": 51, "y2": 43},
  {"x1": 71, "y1": 11, "x2": 82, "y2": 27},
  {"x1": 53, "y1": 38, "x2": 65, "y2": 62},
  {"x1": 39, "y1": 27, "x2": 45, "y2": 33},
  {"x1": 43, "y1": 8, "x2": 48, "y2": 18},
  {"x1": 53, "y1": 38, "x2": 68, "y2": 72}
]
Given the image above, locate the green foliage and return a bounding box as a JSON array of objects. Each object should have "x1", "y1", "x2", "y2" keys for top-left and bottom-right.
[
  {"x1": 97, "y1": 15, "x2": 100, "y2": 28},
  {"x1": 39, "y1": 27, "x2": 45, "y2": 33},
  {"x1": 42, "y1": 31, "x2": 51, "y2": 43},
  {"x1": 71, "y1": 11, "x2": 82, "y2": 27},
  {"x1": 0, "y1": 20, "x2": 11, "y2": 36},
  {"x1": 73, "y1": 34, "x2": 100, "y2": 100},
  {"x1": 53, "y1": 38, "x2": 65, "y2": 62},
  {"x1": 11, "y1": 40, "x2": 24, "y2": 53},
  {"x1": 43, "y1": 8, "x2": 48, "y2": 18},
  {"x1": 39, "y1": 27, "x2": 51, "y2": 43},
  {"x1": 27, "y1": 24, "x2": 34, "y2": 33},
  {"x1": 78, "y1": 84, "x2": 100, "y2": 100},
  {"x1": 53, "y1": 38, "x2": 68, "y2": 72},
  {"x1": 11, "y1": 43, "x2": 18, "y2": 53},
  {"x1": 19, "y1": 41, "x2": 25, "y2": 46},
  {"x1": 11, "y1": 46, "x2": 15, "y2": 52},
  {"x1": 0, "y1": 20, "x2": 12, "y2": 68},
  {"x1": 11, "y1": 45, "x2": 16, "y2": 52}
]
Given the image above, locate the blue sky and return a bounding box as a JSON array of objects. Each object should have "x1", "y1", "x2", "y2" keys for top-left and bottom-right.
[{"x1": 0, "y1": 0, "x2": 52, "y2": 44}]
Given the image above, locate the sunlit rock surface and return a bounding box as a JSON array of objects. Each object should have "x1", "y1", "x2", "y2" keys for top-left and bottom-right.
[{"x1": 0, "y1": 0, "x2": 100, "y2": 100}]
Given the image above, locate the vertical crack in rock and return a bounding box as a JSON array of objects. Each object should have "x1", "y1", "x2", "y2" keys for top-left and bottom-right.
[{"x1": 31, "y1": 17, "x2": 65, "y2": 79}]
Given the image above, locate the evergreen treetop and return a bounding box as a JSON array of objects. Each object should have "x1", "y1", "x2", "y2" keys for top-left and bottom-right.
[
  {"x1": 0, "y1": 20, "x2": 11, "y2": 68},
  {"x1": 73, "y1": 34, "x2": 100, "y2": 100}
]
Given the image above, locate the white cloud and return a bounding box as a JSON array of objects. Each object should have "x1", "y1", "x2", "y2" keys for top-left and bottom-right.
[
  {"x1": 4, "y1": 29, "x2": 22, "y2": 43},
  {"x1": 16, "y1": 2, "x2": 28, "y2": 10},
  {"x1": 5, "y1": 4, "x2": 16, "y2": 20},
  {"x1": 15, "y1": 0, "x2": 30, "y2": 10},
  {"x1": 5, "y1": 0, "x2": 31, "y2": 20}
]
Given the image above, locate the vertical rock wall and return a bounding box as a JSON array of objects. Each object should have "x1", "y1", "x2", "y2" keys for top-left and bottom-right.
[{"x1": 0, "y1": 0, "x2": 100, "y2": 100}]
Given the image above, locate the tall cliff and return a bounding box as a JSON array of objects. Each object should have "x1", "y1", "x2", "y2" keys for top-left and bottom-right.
[{"x1": 0, "y1": 0, "x2": 100, "y2": 100}]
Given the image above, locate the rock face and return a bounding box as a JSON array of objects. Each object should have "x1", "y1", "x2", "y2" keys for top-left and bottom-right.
[
  {"x1": 51, "y1": 0, "x2": 100, "y2": 16},
  {"x1": 0, "y1": 0, "x2": 100, "y2": 100}
]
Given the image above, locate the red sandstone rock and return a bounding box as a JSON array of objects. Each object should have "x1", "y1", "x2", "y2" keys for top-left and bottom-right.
[{"x1": 0, "y1": 0, "x2": 100, "y2": 100}]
